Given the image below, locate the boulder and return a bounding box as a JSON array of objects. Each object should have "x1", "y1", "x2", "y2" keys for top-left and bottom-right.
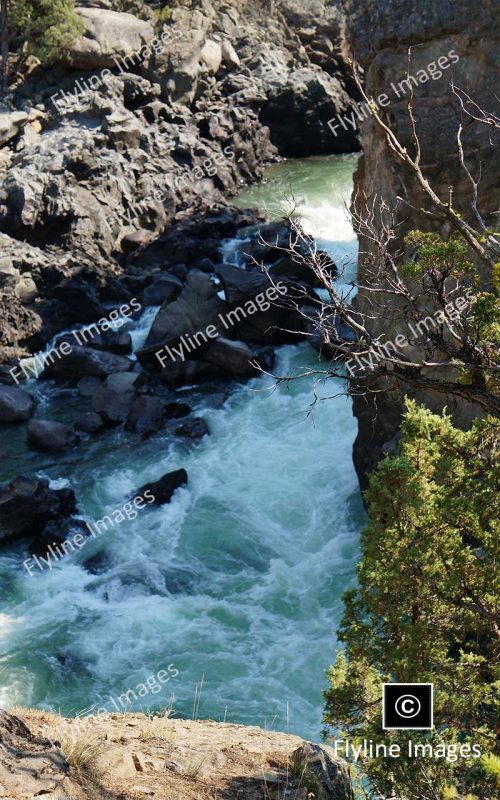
[
  {"x1": 221, "y1": 40, "x2": 241, "y2": 69},
  {"x1": 0, "y1": 476, "x2": 77, "y2": 542},
  {"x1": 203, "y1": 337, "x2": 257, "y2": 376},
  {"x1": 53, "y1": 280, "x2": 107, "y2": 324},
  {"x1": 0, "y1": 384, "x2": 34, "y2": 422},
  {"x1": 30, "y1": 518, "x2": 91, "y2": 558},
  {"x1": 137, "y1": 468, "x2": 188, "y2": 505},
  {"x1": 160, "y1": 359, "x2": 221, "y2": 386},
  {"x1": 77, "y1": 375, "x2": 102, "y2": 397},
  {"x1": 91, "y1": 329, "x2": 133, "y2": 355},
  {"x1": 143, "y1": 275, "x2": 182, "y2": 306},
  {"x1": 125, "y1": 395, "x2": 165, "y2": 436},
  {"x1": 65, "y1": 8, "x2": 155, "y2": 69},
  {"x1": 105, "y1": 371, "x2": 139, "y2": 392},
  {"x1": 143, "y1": 271, "x2": 229, "y2": 348},
  {"x1": 92, "y1": 385, "x2": 136, "y2": 424},
  {"x1": 27, "y1": 419, "x2": 80, "y2": 451},
  {"x1": 176, "y1": 417, "x2": 209, "y2": 440},
  {"x1": 44, "y1": 346, "x2": 133, "y2": 379},
  {"x1": 291, "y1": 742, "x2": 354, "y2": 800},
  {"x1": 74, "y1": 411, "x2": 105, "y2": 434},
  {"x1": 200, "y1": 39, "x2": 222, "y2": 73},
  {"x1": 0, "y1": 110, "x2": 28, "y2": 146},
  {"x1": 165, "y1": 401, "x2": 192, "y2": 419}
]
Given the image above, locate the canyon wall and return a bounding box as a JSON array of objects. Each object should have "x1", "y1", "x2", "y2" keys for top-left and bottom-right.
[{"x1": 343, "y1": 0, "x2": 500, "y2": 486}]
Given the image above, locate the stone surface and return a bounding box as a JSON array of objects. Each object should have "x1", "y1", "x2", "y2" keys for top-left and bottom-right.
[
  {"x1": 175, "y1": 416, "x2": 210, "y2": 439},
  {"x1": 27, "y1": 419, "x2": 80, "y2": 451},
  {"x1": 125, "y1": 395, "x2": 166, "y2": 436},
  {"x1": 4, "y1": 709, "x2": 354, "y2": 800},
  {"x1": 66, "y1": 7, "x2": 155, "y2": 69},
  {"x1": 0, "y1": 383, "x2": 34, "y2": 422},
  {"x1": 137, "y1": 468, "x2": 188, "y2": 504},
  {"x1": 0, "y1": 476, "x2": 77, "y2": 542},
  {"x1": 44, "y1": 347, "x2": 134, "y2": 379},
  {"x1": 343, "y1": 0, "x2": 500, "y2": 486}
]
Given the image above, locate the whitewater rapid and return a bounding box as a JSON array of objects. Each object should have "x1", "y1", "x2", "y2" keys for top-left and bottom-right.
[{"x1": 0, "y1": 154, "x2": 363, "y2": 740}]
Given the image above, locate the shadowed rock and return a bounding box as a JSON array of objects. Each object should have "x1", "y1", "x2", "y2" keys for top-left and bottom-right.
[
  {"x1": 0, "y1": 383, "x2": 34, "y2": 422},
  {"x1": 0, "y1": 476, "x2": 77, "y2": 542},
  {"x1": 137, "y1": 469, "x2": 188, "y2": 505},
  {"x1": 27, "y1": 419, "x2": 80, "y2": 451}
]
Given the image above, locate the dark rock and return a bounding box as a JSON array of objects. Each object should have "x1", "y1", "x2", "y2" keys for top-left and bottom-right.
[
  {"x1": 77, "y1": 375, "x2": 102, "y2": 397},
  {"x1": 160, "y1": 359, "x2": 221, "y2": 386},
  {"x1": 74, "y1": 411, "x2": 105, "y2": 434},
  {"x1": 92, "y1": 385, "x2": 136, "y2": 425},
  {"x1": 203, "y1": 337, "x2": 257, "y2": 376},
  {"x1": 170, "y1": 263, "x2": 188, "y2": 281},
  {"x1": 0, "y1": 383, "x2": 34, "y2": 422},
  {"x1": 53, "y1": 280, "x2": 107, "y2": 324},
  {"x1": 143, "y1": 275, "x2": 182, "y2": 306},
  {"x1": 137, "y1": 469, "x2": 188, "y2": 505},
  {"x1": 27, "y1": 419, "x2": 79, "y2": 452},
  {"x1": 0, "y1": 476, "x2": 77, "y2": 542},
  {"x1": 91, "y1": 329, "x2": 133, "y2": 355},
  {"x1": 139, "y1": 270, "x2": 229, "y2": 355},
  {"x1": 82, "y1": 549, "x2": 111, "y2": 575},
  {"x1": 44, "y1": 346, "x2": 134, "y2": 379},
  {"x1": 105, "y1": 371, "x2": 139, "y2": 392},
  {"x1": 125, "y1": 395, "x2": 165, "y2": 436},
  {"x1": 176, "y1": 417, "x2": 210, "y2": 440},
  {"x1": 196, "y1": 257, "x2": 217, "y2": 273},
  {"x1": 30, "y1": 518, "x2": 90, "y2": 558},
  {"x1": 164, "y1": 401, "x2": 192, "y2": 419},
  {"x1": 121, "y1": 229, "x2": 153, "y2": 252}
]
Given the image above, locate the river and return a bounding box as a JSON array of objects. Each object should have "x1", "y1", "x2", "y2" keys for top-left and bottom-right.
[{"x1": 0, "y1": 153, "x2": 364, "y2": 741}]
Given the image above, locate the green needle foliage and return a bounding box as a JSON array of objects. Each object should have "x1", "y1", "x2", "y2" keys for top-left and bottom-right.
[
  {"x1": 1, "y1": 0, "x2": 85, "y2": 93},
  {"x1": 324, "y1": 402, "x2": 499, "y2": 800}
]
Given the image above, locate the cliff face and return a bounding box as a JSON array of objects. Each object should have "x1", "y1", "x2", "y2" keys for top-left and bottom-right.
[
  {"x1": 0, "y1": 707, "x2": 354, "y2": 800},
  {"x1": 342, "y1": 0, "x2": 500, "y2": 486}
]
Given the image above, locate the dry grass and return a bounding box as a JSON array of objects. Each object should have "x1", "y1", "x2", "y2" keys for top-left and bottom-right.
[
  {"x1": 138, "y1": 707, "x2": 176, "y2": 743},
  {"x1": 10, "y1": 704, "x2": 104, "y2": 787}
]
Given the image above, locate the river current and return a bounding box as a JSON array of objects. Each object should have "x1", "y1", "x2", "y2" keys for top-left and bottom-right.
[{"x1": 0, "y1": 154, "x2": 364, "y2": 740}]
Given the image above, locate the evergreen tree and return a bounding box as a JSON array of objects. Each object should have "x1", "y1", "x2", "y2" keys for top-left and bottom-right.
[
  {"x1": 324, "y1": 402, "x2": 499, "y2": 799},
  {"x1": 1, "y1": 0, "x2": 85, "y2": 95}
]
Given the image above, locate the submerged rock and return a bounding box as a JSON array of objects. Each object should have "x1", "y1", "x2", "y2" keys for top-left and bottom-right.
[
  {"x1": 137, "y1": 468, "x2": 188, "y2": 505},
  {"x1": 175, "y1": 417, "x2": 210, "y2": 440}
]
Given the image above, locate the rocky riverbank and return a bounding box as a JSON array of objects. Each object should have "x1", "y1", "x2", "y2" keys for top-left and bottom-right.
[
  {"x1": 0, "y1": 0, "x2": 357, "y2": 364},
  {"x1": 0, "y1": 707, "x2": 354, "y2": 799}
]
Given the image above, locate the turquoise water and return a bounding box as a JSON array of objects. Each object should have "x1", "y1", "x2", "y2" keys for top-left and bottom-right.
[{"x1": 0, "y1": 154, "x2": 364, "y2": 740}]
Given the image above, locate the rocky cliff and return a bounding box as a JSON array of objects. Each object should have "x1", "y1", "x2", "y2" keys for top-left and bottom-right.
[
  {"x1": 343, "y1": 0, "x2": 500, "y2": 486},
  {"x1": 0, "y1": 707, "x2": 354, "y2": 800},
  {"x1": 0, "y1": 0, "x2": 356, "y2": 363}
]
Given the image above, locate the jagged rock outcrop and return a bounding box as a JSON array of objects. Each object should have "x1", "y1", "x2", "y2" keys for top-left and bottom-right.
[
  {"x1": 0, "y1": 708, "x2": 354, "y2": 800},
  {"x1": 343, "y1": 0, "x2": 500, "y2": 486}
]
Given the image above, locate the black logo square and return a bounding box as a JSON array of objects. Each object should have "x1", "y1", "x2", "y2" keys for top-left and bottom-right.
[{"x1": 382, "y1": 683, "x2": 433, "y2": 730}]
